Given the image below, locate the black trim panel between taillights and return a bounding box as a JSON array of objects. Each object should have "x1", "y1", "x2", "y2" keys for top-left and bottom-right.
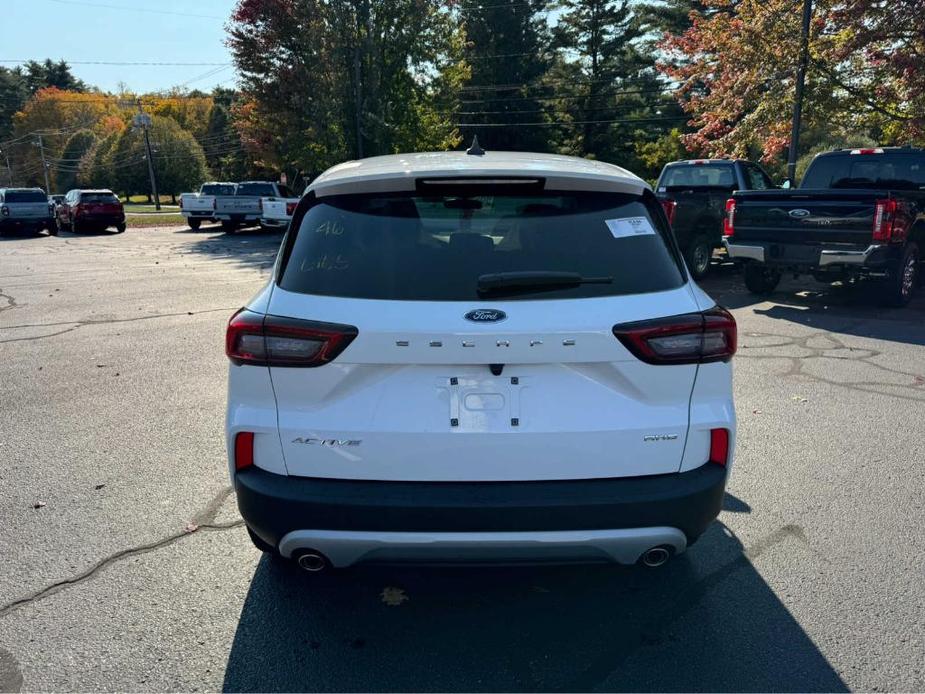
[
  {"x1": 226, "y1": 308, "x2": 358, "y2": 367},
  {"x1": 612, "y1": 306, "x2": 737, "y2": 365}
]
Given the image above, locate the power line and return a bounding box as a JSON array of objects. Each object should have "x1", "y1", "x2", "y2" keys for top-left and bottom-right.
[
  {"x1": 40, "y1": 0, "x2": 225, "y2": 20},
  {"x1": 0, "y1": 60, "x2": 231, "y2": 66},
  {"x1": 455, "y1": 116, "x2": 688, "y2": 127}
]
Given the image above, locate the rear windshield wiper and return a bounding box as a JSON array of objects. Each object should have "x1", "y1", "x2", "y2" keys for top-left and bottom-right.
[{"x1": 477, "y1": 271, "x2": 613, "y2": 294}]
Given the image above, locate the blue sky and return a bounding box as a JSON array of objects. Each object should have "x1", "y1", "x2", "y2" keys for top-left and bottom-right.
[{"x1": 1, "y1": 0, "x2": 238, "y2": 93}]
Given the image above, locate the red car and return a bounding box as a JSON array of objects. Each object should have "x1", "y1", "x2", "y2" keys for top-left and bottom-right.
[{"x1": 57, "y1": 189, "x2": 126, "y2": 234}]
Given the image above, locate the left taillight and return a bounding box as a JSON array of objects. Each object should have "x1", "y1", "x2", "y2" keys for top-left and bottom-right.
[
  {"x1": 723, "y1": 198, "x2": 736, "y2": 238},
  {"x1": 285, "y1": 201, "x2": 297, "y2": 216},
  {"x1": 225, "y1": 308, "x2": 358, "y2": 367},
  {"x1": 234, "y1": 432, "x2": 254, "y2": 470},
  {"x1": 612, "y1": 306, "x2": 737, "y2": 365},
  {"x1": 660, "y1": 198, "x2": 677, "y2": 226}
]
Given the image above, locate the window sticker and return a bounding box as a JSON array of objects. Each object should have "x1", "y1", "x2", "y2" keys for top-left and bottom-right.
[{"x1": 605, "y1": 216, "x2": 656, "y2": 239}]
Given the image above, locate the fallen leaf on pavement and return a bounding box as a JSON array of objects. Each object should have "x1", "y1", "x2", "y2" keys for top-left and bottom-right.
[
  {"x1": 380, "y1": 587, "x2": 409, "y2": 606},
  {"x1": 94, "y1": 484, "x2": 105, "y2": 491},
  {"x1": 184, "y1": 522, "x2": 199, "y2": 533},
  {"x1": 33, "y1": 501, "x2": 46, "y2": 509}
]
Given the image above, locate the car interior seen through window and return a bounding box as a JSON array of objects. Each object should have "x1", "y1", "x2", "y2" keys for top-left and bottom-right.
[{"x1": 280, "y1": 191, "x2": 685, "y2": 301}]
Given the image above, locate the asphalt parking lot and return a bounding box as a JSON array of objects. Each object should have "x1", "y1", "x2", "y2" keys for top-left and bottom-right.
[{"x1": 1, "y1": 225, "x2": 923, "y2": 692}]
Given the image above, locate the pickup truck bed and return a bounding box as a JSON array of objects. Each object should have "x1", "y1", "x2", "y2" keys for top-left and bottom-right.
[{"x1": 724, "y1": 147, "x2": 925, "y2": 306}]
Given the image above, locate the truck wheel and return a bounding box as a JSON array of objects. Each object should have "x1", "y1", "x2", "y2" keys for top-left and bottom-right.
[
  {"x1": 743, "y1": 264, "x2": 781, "y2": 295},
  {"x1": 685, "y1": 236, "x2": 713, "y2": 279},
  {"x1": 880, "y1": 243, "x2": 919, "y2": 307},
  {"x1": 115, "y1": 223, "x2": 126, "y2": 234},
  {"x1": 221, "y1": 220, "x2": 237, "y2": 234},
  {"x1": 188, "y1": 218, "x2": 201, "y2": 230},
  {"x1": 47, "y1": 222, "x2": 58, "y2": 236}
]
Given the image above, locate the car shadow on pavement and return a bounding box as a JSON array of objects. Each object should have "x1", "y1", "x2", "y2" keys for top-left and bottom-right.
[
  {"x1": 700, "y1": 259, "x2": 925, "y2": 347},
  {"x1": 179, "y1": 227, "x2": 285, "y2": 271},
  {"x1": 222, "y1": 522, "x2": 845, "y2": 692}
]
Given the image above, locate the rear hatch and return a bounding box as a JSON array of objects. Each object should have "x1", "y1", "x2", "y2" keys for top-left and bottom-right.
[
  {"x1": 4, "y1": 190, "x2": 50, "y2": 220},
  {"x1": 79, "y1": 193, "x2": 122, "y2": 218},
  {"x1": 261, "y1": 187, "x2": 708, "y2": 482},
  {"x1": 732, "y1": 189, "x2": 880, "y2": 246}
]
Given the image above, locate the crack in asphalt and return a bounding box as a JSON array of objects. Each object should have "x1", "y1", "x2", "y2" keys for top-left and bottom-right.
[
  {"x1": 0, "y1": 307, "x2": 238, "y2": 344},
  {"x1": 0, "y1": 487, "x2": 242, "y2": 620},
  {"x1": 736, "y1": 329, "x2": 925, "y2": 402},
  {"x1": 558, "y1": 524, "x2": 809, "y2": 692},
  {"x1": 0, "y1": 292, "x2": 17, "y2": 315}
]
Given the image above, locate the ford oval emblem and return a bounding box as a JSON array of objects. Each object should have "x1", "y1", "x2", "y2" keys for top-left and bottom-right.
[
  {"x1": 465, "y1": 309, "x2": 507, "y2": 323},
  {"x1": 788, "y1": 208, "x2": 811, "y2": 218}
]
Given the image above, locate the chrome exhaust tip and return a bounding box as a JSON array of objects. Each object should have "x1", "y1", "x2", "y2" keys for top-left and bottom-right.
[
  {"x1": 296, "y1": 551, "x2": 329, "y2": 573},
  {"x1": 641, "y1": 546, "x2": 672, "y2": 568}
]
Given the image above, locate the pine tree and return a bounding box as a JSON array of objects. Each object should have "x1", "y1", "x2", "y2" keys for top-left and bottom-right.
[{"x1": 457, "y1": 0, "x2": 553, "y2": 152}]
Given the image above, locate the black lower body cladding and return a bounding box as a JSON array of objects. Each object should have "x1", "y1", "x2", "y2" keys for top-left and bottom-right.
[{"x1": 235, "y1": 462, "x2": 729, "y2": 549}]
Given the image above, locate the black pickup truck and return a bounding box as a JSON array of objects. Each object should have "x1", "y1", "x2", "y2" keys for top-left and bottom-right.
[
  {"x1": 655, "y1": 158, "x2": 778, "y2": 278},
  {"x1": 724, "y1": 147, "x2": 924, "y2": 306}
]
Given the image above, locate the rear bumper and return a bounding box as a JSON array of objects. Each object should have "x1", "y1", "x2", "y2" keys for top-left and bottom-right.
[
  {"x1": 76, "y1": 214, "x2": 124, "y2": 225},
  {"x1": 235, "y1": 462, "x2": 729, "y2": 564},
  {"x1": 259, "y1": 217, "x2": 289, "y2": 227},
  {"x1": 724, "y1": 239, "x2": 897, "y2": 272},
  {"x1": 0, "y1": 217, "x2": 51, "y2": 229},
  {"x1": 183, "y1": 210, "x2": 214, "y2": 218},
  {"x1": 216, "y1": 213, "x2": 259, "y2": 222}
]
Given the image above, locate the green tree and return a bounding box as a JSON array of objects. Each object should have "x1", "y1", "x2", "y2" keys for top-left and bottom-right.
[
  {"x1": 457, "y1": 0, "x2": 552, "y2": 152},
  {"x1": 110, "y1": 115, "x2": 209, "y2": 201},
  {"x1": 77, "y1": 131, "x2": 119, "y2": 189},
  {"x1": 56, "y1": 130, "x2": 98, "y2": 192},
  {"x1": 228, "y1": 0, "x2": 465, "y2": 176},
  {"x1": 19, "y1": 60, "x2": 88, "y2": 94},
  {"x1": 0, "y1": 67, "x2": 27, "y2": 141},
  {"x1": 634, "y1": 127, "x2": 688, "y2": 181}
]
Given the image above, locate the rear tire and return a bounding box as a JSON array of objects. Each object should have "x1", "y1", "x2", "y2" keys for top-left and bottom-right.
[
  {"x1": 685, "y1": 235, "x2": 713, "y2": 279},
  {"x1": 47, "y1": 223, "x2": 58, "y2": 236},
  {"x1": 115, "y1": 223, "x2": 126, "y2": 233},
  {"x1": 188, "y1": 218, "x2": 201, "y2": 230},
  {"x1": 221, "y1": 220, "x2": 237, "y2": 234},
  {"x1": 246, "y1": 526, "x2": 277, "y2": 554},
  {"x1": 879, "y1": 242, "x2": 919, "y2": 307},
  {"x1": 744, "y1": 263, "x2": 781, "y2": 295}
]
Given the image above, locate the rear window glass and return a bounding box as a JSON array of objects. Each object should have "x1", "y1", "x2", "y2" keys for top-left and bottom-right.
[
  {"x1": 279, "y1": 191, "x2": 685, "y2": 301},
  {"x1": 80, "y1": 192, "x2": 119, "y2": 203},
  {"x1": 801, "y1": 153, "x2": 925, "y2": 190},
  {"x1": 236, "y1": 183, "x2": 276, "y2": 197},
  {"x1": 659, "y1": 164, "x2": 735, "y2": 188},
  {"x1": 201, "y1": 184, "x2": 235, "y2": 196},
  {"x1": 5, "y1": 190, "x2": 47, "y2": 203}
]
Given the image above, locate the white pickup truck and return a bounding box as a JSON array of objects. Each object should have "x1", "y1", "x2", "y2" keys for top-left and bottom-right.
[
  {"x1": 259, "y1": 192, "x2": 300, "y2": 231},
  {"x1": 179, "y1": 182, "x2": 236, "y2": 230},
  {"x1": 215, "y1": 181, "x2": 295, "y2": 233},
  {"x1": 0, "y1": 188, "x2": 56, "y2": 236}
]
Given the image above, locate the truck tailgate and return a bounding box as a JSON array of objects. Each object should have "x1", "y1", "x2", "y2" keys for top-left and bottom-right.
[{"x1": 732, "y1": 189, "x2": 880, "y2": 245}]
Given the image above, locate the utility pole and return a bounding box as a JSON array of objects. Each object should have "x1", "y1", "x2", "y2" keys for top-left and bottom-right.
[
  {"x1": 0, "y1": 148, "x2": 12, "y2": 186},
  {"x1": 787, "y1": 0, "x2": 813, "y2": 186},
  {"x1": 135, "y1": 99, "x2": 161, "y2": 210},
  {"x1": 35, "y1": 134, "x2": 52, "y2": 193}
]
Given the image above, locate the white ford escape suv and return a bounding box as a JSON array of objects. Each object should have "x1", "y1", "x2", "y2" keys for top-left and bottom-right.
[{"x1": 225, "y1": 147, "x2": 736, "y2": 572}]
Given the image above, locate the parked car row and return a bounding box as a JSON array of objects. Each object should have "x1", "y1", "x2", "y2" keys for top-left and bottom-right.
[
  {"x1": 656, "y1": 146, "x2": 924, "y2": 307},
  {"x1": 0, "y1": 187, "x2": 126, "y2": 236},
  {"x1": 179, "y1": 181, "x2": 298, "y2": 233}
]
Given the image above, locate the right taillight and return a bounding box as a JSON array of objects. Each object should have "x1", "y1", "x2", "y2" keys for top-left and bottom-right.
[
  {"x1": 723, "y1": 198, "x2": 736, "y2": 238},
  {"x1": 612, "y1": 306, "x2": 737, "y2": 365},
  {"x1": 872, "y1": 198, "x2": 896, "y2": 241},
  {"x1": 285, "y1": 201, "x2": 297, "y2": 216},
  {"x1": 226, "y1": 308, "x2": 358, "y2": 367},
  {"x1": 660, "y1": 198, "x2": 677, "y2": 226}
]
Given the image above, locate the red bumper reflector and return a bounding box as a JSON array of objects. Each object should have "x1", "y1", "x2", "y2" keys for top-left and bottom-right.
[
  {"x1": 234, "y1": 432, "x2": 255, "y2": 470},
  {"x1": 709, "y1": 428, "x2": 729, "y2": 466}
]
